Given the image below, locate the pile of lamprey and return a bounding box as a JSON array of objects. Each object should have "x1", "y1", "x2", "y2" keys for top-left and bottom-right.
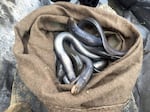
[{"x1": 54, "y1": 17, "x2": 126, "y2": 95}]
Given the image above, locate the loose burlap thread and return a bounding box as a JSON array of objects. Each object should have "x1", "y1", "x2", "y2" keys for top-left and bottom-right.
[{"x1": 13, "y1": 2, "x2": 143, "y2": 112}]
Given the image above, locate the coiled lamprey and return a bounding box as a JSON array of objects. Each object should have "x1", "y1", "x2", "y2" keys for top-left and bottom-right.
[
  {"x1": 68, "y1": 17, "x2": 126, "y2": 56},
  {"x1": 54, "y1": 32, "x2": 101, "y2": 81},
  {"x1": 54, "y1": 17, "x2": 127, "y2": 95}
]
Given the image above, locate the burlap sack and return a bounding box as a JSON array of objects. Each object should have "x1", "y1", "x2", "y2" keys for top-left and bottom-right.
[{"x1": 13, "y1": 2, "x2": 143, "y2": 112}]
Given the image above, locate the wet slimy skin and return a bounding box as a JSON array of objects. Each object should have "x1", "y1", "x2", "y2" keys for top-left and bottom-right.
[
  {"x1": 82, "y1": 44, "x2": 120, "y2": 60},
  {"x1": 71, "y1": 54, "x2": 93, "y2": 95},
  {"x1": 68, "y1": 18, "x2": 102, "y2": 46},
  {"x1": 56, "y1": 60, "x2": 65, "y2": 83},
  {"x1": 93, "y1": 60, "x2": 108, "y2": 73},
  {"x1": 69, "y1": 17, "x2": 126, "y2": 56},
  {"x1": 54, "y1": 32, "x2": 101, "y2": 81},
  {"x1": 64, "y1": 42, "x2": 83, "y2": 75}
]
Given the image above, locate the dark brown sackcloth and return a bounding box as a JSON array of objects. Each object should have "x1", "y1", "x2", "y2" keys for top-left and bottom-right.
[{"x1": 13, "y1": 2, "x2": 143, "y2": 112}]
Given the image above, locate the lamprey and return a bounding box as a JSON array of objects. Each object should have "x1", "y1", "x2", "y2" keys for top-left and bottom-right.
[
  {"x1": 93, "y1": 60, "x2": 108, "y2": 73},
  {"x1": 56, "y1": 59, "x2": 70, "y2": 84},
  {"x1": 56, "y1": 60, "x2": 65, "y2": 83},
  {"x1": 54, "y1": 32, "x2": 101, "y2": 81},
  {"x1": 64, "y1": 42, "x2": 83, "y2": 75},
  {"x1": 68, "y1": 18, "x2": 102, "y2": 46},
  {"x1": 82, "y1": 44, "x2": 120, "y2": 60},
  {"x1": 71, "y1": 54, "x2": 93, "y2": 95},
  {"x1": 54, "y1": 17, "x2": 127, "y2": 95},
  {"x1": 63, "y1": 76, "x2": 71, "y2": 84},
  {"x1": 78, "y1": 17, "x2": 126, "y2": 56}
]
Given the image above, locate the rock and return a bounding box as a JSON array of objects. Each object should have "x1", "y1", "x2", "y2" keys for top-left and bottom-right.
[
  {"x1": 9, "y1": 73, "x2": 48, "y2": 112},
  {"x1": 0, "y1": 0, "x2": 44, "y2": 111},
  {"x1": 131, "y1": 1, "x2": 150, "y2": 30},
  {"x1": 117, "y1": 0, "x2": 137, "y2": 9},
  {"x1": 5, "y1": 103, "x2": 32, "y2": 112},
  {"x1": 79, "y1": 0, "x2": 99, "y2": 7},
  {"x1": 123, "y1": 11, "x2": 150, "y2": 46},
  {"x1": 0, "y1": 59, "x2": 16, "y2": 112},
  {"x1": 122, "y1": 94, "x2": 138, "y2": 112}
]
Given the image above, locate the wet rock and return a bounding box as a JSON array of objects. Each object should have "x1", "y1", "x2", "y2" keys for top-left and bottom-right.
[
  {"x1": 133, "y1": 53, "x2": 150, "y2": 112},
  {"x1": 41, "y1": 0, "x2": 51, "y2": 5},
  {"x1": 131, "y1": 1, "x2": 150, "y2": 30},
  {"x1": 0, "y1": 82, "x2": 11, "y2": 112},
  {"x1": 108, "y1": 0, "x2": 124, "y2": 16},
  {"x1": 122, "y1": 94, "x2": 138, "y2": 112},
  {"x1": 99, "y1": 0, "x2": 108, "y2": 4},
  {"x1": 9, "y1": 73, "x2": 48, "y2": 112},
  {"x1": 5, "y1": 103, "x2": 32, "y2": 112},
  {"x1": 123, "y1": 11, "x2": 150, "y2": 46},
  {"x1": 79, "y1": 0, "x2": 99, "y2": 7},
  {"x1": 117, "y1": 0, "x2": 137, "y2": 9},
  {"x1": 133, "y1": 32, "x2": 150, "y2": 112},
  {"x1": 0, "y1": 0, "x2": 43, "y2": 111},
  {"x1": 0, "y1": 0, "x2": 41, "y2": 60},
  {"x1": 111, "y1": 0, "x2": 150, "y2": 30},
  {"x1": 0, "y1": 59, "x2": 16, "y2": 112}
]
